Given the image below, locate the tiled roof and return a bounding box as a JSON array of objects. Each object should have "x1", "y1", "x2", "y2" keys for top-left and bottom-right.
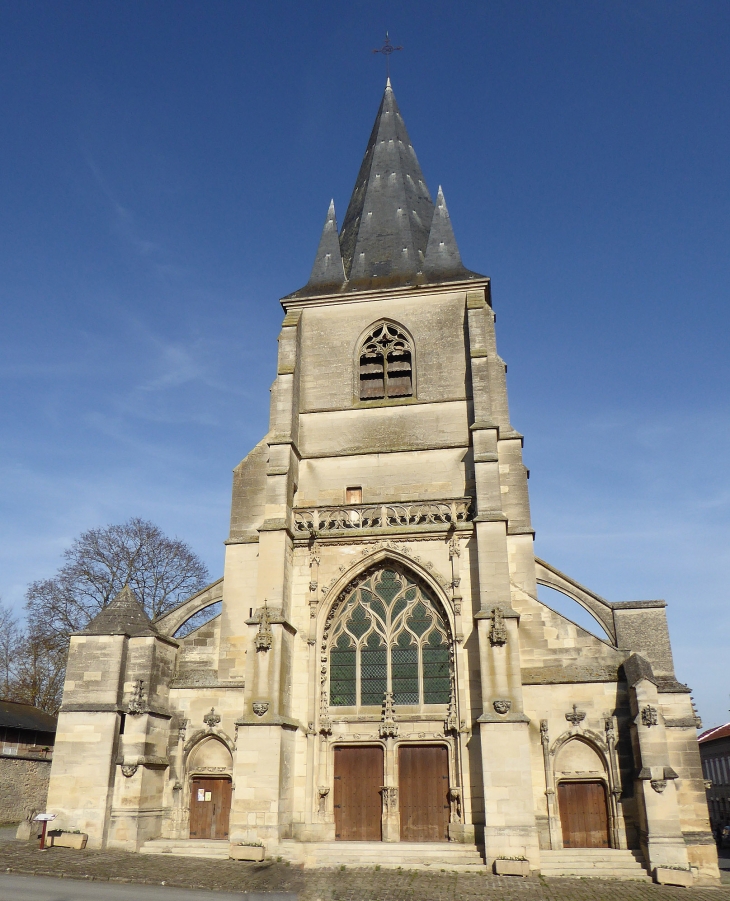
[
  {"x1": 0, "y1": 699, "x2": 57, "y2": 732},
  {"x1": 698, "y1": 722, "x2": 730, "y2": 744}
]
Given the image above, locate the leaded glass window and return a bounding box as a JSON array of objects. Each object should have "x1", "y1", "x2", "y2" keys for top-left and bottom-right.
[{"x1": 328, "y1": 567, "x2": 451, "y2": 708}]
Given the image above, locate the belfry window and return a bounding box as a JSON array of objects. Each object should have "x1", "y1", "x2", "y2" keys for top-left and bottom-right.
[
  {"x1": 328, "y1": 567, "x2": 451, "y2": 708},
  {"x1": 359, "y1": 323, "x2": 413, "y2": 400}
]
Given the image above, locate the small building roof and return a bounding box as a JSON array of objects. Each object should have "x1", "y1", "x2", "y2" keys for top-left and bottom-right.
[
  {"x1": 0, "y1": 699, "x2": 57, "y2": 733},
  {"x1": 698, "y1": 722, "x2": 730, "y2": 744},
  {"x1": 81, "y1": 584, "x2": 159, "y2": 637}
]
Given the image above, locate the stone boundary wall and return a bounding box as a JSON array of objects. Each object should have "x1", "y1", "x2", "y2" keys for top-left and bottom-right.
[{"x1": 0, "y1": 755, "x2": 51, "y2": 823}]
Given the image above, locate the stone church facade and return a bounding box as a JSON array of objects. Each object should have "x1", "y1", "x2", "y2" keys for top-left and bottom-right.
[{"x1": 46, "y1": 81, "x2": 719, "y2": 882}]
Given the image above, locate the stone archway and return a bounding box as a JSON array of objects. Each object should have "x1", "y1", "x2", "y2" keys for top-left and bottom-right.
[
  {"x1": 554, "y1": 738, "x2": 611, "y2": 849},
  {"x1": 186, "y1": 736, "x2": 233, "y2": 841}
]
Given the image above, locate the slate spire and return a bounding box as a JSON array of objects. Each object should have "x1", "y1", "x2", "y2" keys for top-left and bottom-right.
[
  {"x1": 306, "y1": 199, "x2": 346, "y2": 289},
  {"x1": 423, "y1": 186, "x2": 464, "y2": 278},
  {"x1": 338, "y1": 80, "x2": 434, "y2": 285},
  {"x1": 287, "y1": 79, "x2": 484, "y2": 298}
]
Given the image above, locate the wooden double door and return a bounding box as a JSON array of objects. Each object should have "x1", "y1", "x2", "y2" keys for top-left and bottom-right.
[
  {"x1": 189, "y1": 777, "x2": 232, "y2": 840},
  {"x1": 558, "y1": 781, "x2": 610, "y2": 848},
  {"x1": 333, "y1": 745, "x2": 449, "y2": 842}
]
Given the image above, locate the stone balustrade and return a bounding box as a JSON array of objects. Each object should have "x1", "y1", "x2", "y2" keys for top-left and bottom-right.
[{"x1": 292, "y1": 498, "x2": 472, "y2": 534}]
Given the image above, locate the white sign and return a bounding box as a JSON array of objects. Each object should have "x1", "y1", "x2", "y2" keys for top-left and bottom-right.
[
  {"x1": 197, "y1": 789, "x2": 205, "y2": 801},
  {"x1": 34, "y1": 814, "x2": 56, "y2": 822}
]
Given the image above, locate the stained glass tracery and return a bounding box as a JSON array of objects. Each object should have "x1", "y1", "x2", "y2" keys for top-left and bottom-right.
[{"x1": 328, "y1": 567, "x2": 451, "y2": 708}]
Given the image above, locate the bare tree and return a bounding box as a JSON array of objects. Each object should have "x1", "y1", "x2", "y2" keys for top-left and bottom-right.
[
  {"x1": 25, "y1": 517, "x2": 209, "y2": 644},
  {"x1": 16, "y1": 518, "x2": 209, "y2": 712},
  {"x1": 0, "y1": 604, "x2": 21, "y2": 698}
]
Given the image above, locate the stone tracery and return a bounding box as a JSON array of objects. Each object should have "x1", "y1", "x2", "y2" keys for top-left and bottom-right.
[{"x1": 327, "y1": 566, "x2": 451, "y2": 709}]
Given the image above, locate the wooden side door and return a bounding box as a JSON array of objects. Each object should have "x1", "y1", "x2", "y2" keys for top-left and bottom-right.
[
  {"x1": 399, "y1": 745, "x2": 450, "y2": 842},
  {"x1": 333, "y1": 746, "x2": 383, "y2": 841},
  {"x1": 558, "y1": 781, "x2": 610, "y2": 848},
  {"x1": 189, "y1": 777, "x2": 232, "y2": 839}
]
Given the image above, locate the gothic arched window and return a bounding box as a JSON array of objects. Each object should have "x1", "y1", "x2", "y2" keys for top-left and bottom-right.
[
  {"x1": 358, "y1": 322, "x2": 413, "y2": 400},
  {"x1": 329, "y1": 568, "x2": 451, "y2": 708}
]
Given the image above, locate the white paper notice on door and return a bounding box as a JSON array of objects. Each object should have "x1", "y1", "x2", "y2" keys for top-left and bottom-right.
[
  {"x1": 205, "y1": 791, "x2": 212, "y2": 801},
  {"x1": 197, "y1": 789, "x2": 205, "y2": 801}
]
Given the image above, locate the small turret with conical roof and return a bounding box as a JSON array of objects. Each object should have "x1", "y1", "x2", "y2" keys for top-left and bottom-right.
[
  {"x1": 292, "y1": 79, "x2": 483, "y2": 297},
  {"x1": 82, "y1": 584, "x2": 159, "y2": 637}
]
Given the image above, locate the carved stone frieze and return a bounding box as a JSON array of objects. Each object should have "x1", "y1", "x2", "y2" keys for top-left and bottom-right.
[
  {"x1": 294, "y1": 499, "x2": 472, "y2": 535},
  {"x1": 489, "y1": 608, "x2": 507, "y2": 646},
  {"x1": 127, "y1": 680, "x2": 147, "y2": 716},
  {"x1": 381, "y1": 786, "x2": 398, "y2": 812}
]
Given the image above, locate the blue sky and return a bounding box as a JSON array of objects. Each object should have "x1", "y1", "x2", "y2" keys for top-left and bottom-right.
[{"x1": 1, "y1": 1, "x2": 728, "y2": 727}]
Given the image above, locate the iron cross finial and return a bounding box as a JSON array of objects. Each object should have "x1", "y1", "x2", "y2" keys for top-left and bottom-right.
[{"x1": 373, "y1": 32, "x2": 402, "y2": 77}]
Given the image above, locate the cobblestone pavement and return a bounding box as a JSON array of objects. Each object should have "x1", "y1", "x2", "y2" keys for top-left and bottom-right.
[{"x1": 1, "y1": 841, "x2": 729, "y2": 901}]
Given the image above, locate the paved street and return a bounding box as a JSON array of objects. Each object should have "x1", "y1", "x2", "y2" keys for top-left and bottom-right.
[
  {"x1": 0, "y1": 873, "x2": 294, "y2": 901},
  {"x1": 1, "y1": 840, "x2": 730, "y2": 901}
]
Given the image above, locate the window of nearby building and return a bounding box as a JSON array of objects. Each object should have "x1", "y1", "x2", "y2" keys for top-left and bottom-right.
[
  {"x1": 329, "y1": 566, "x2": 451, "y2": 708},
  {"x1": 358, "y1": 322, "x2": 413, "y2": 400}
]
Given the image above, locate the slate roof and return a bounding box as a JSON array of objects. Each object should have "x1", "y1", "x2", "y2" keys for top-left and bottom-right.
[
  {"x1": 288, "y1": 79, "x2": 484, "y2": 299},
  {"x1": 699, "y1": 722, "x2": 730, "y2": 744},
  {"x1": 81, "y1": 584, "x2": 159, "y2": 637},
  {"x1": 0, "y1": 699, "x2": 57, "y2": 733}
]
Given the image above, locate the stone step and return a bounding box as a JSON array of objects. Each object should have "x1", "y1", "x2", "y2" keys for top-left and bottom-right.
[
  {"x1": 279, "y1": 841, "x2": 485, "y2": 870},
  {"x1": 140, "y1": 839, "x2": 230, "y2": 860},
  {"x1": 540, "y1": 849, "x2": 650, "y2": 881}
]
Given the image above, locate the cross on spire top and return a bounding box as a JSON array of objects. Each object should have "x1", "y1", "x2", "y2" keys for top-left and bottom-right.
[{"x1": 373, "y1": 31, "x2": 402, "y2": 77}]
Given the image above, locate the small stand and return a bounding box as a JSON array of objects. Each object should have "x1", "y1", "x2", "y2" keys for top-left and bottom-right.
[{"x1": 34, "y1": 813, "x2": 56, "y2": 851}]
